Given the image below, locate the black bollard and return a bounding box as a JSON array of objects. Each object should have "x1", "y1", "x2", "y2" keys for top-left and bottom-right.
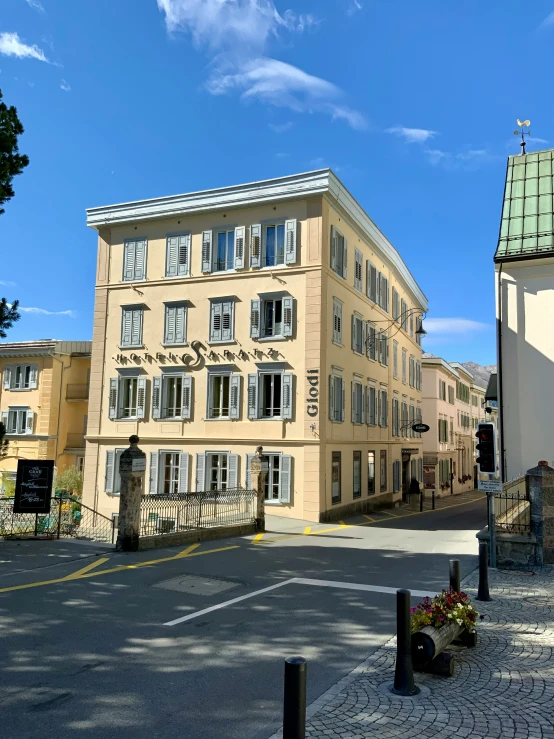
[
  {"x1": 283, "y1": 656, "x2": 307, "y2": 739},
  {"x1": 420, "y1": 492, "x2": 424, "y2": 512},
  {"x1": 432, "y1": 490, "x2": 435, "y2": 510},
  {"x1": 391, "y1": 589, "x2": 420, "y2": 696},
  {"x1": 449, "y1": 559, "x2": 461, "y2": 592},
  {"x1": 476, "y1": 540, "x2": 491, "y2": 602}
]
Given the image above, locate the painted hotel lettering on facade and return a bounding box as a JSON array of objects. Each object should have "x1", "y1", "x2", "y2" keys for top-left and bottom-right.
[{"x1": 307, "y1": 369, "x2": 319, "y2": 417}]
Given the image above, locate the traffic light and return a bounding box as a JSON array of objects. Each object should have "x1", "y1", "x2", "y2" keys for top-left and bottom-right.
[{"x1": 476, "y1": 422, "x2": 496, "y2": 473}]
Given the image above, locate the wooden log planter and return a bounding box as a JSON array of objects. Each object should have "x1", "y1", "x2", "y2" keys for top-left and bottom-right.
[{"x1": 411, "y1": 623, "x2": 478, "y2": 676}]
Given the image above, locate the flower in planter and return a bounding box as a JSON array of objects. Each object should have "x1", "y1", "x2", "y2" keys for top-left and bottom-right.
[{"x1": 410, "y1": 590, "x2": 480, "y2": 633}]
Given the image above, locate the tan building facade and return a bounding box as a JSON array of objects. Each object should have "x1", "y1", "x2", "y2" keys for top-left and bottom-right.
[
  {"x1": 83, "y1": 170, "x2": 427, "y2": 523},
  {"x1": 421, "y1": 357, "x2": 489, "y2": 495},
  {"x1": 0, "y1": 340, "x2": 91, "y2": 491}
]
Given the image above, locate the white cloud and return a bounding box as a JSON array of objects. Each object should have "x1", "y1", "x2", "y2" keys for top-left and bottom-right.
[
  {"x1": 157, "y1": 0, "x2": 364, "y2": 129},
  {"x1": 60, "y1": 79, "x2": 71, "y2": 91},
  {"x1": 25, "y1": 0, "x2": 45, "y2": 11},
  {"x1": 386, "y1": 125, "x2": 437, "y2": 144},
  {"x1": 539, "y1": 11, "x2": 554, "y2": 29},
  {"x1": 19, "y1": 306, "x2": 76, "y2": 317},
  {"x1": 426, "y1": 148, "x2": 450, "y2": 165},
  {"x1": 529, "y1": 137, "x2": 549, "y2": 145},
  {"x1": 0, "y1": 32, "x2": 49, "y2": 63},
  {"x1": 275, "y1": 152, "x2": 289, "y2": 158},
  {"x1": 456, "y1": 149, "x2": 488, "y2": 161},
  {"x1": 347, "y1": 0, "x2": 363, "y2": 16},
  {"x1": 208, "y1": 57, "x2": 366, "y2": 129},
  {"x1": 0, "y1": 280, "x2": 16, "y2": 287},
  {"x1": 269, "y1": 121, "x2": 293, "y2": 133},
  {"x1": 424, "y1": 318, "x2": 492, "y2": 336}
]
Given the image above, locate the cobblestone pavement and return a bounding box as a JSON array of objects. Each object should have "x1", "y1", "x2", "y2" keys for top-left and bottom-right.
[{"x1": 274, "y1": 566, "x2": 554, "y2": 739}]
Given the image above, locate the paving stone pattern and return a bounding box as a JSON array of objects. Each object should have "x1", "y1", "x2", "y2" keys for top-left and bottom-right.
[{"x1": 282, "y1": 567, "x2": 554, "y2": 739}]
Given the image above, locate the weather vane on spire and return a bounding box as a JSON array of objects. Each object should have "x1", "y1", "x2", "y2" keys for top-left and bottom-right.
[{"x1": 514, "y1": 119, "x2": 531, "y2": 155}]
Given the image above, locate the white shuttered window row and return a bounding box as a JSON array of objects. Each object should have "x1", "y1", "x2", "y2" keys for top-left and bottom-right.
[{"x1": 2, "y1": 364, "x2": 38, "y2": 390}]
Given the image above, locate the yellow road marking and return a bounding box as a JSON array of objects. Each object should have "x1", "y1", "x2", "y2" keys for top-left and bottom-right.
[
  {"x1": 0, "y1": 544, "x2": 240, "y2": 595},
  {"x1": 63, "y1": 557, "x2": 110, "y2": 580},
  {"x1": 339, "y1": 520, "x2": 348, "y2": 527},
  {"x1": 381, "y1": 510, "x2": 399, "y2": 517},
  {"x1": 303, "y1": 526, "x2": 311, "y2": 535},
  {"x1": 251, "y1": 533, "x2": 265, "y2": 544},
  {"x1": 363, "y1": 514, "x2": 376, "y2": 523},
  {"x1": 173, "y1": 543, "x2": 201, "y2": 559}
]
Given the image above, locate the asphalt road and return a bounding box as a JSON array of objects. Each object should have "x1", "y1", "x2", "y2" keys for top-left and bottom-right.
[{"x1": 0, "y1": 495, "x2": 486, "y2": 739}]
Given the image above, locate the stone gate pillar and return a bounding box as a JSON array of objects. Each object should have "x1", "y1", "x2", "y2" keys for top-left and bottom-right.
[
  {"x1": 116, "y1": 435, "x2": 146, "y2": 552},
  {"x1": 250, "y1": 445, "x2": 268, "y2": 532},
  {"x1": 527, "y1": 460, "x2": 554, "y2": 565}
]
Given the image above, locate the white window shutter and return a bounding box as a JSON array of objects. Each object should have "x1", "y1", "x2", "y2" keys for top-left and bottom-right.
[
  {"x1": 250, "y1": 224, "x2": 261, "y2": 268},
  {"x1": 221, "y1": 301, "x2": 233, "y2": 342},
  {"x1": 329, "y1": 375, "x2": 335, "y2": 421},
  {"x1": 330, "y1": 226, "x2": 337, "y2": 270},
  {"x1": 2, "y1": 366, "x2": 11, "y2": 390},
  {"x1": 245, "y1": 453, "x2": 254, "y2": 489},
  {"x1": 281, "y1": 373, "x2": 293, "y2": 419},
  {"x1": 166, "y1": 236, "x2": 178, "y2": 277},
  {"x1": 109, "y1": 377, "x2": 118, "y2": 419},
  {"x1": 134, "y1": 240, "x2": 146, "y2": 280},
  {"x1": 250, "y1": 299, "x2": 260, "y2": 339},
  {"x1": 283, "y1": 296, "x2": 293, "y2": 337},
  {"x1": 25, "y1": 410, "x2": 34, "y2": 434},
  {"x1": 29, "y1": 365, "x2": 38, "y2": 389},
  {"x1": 202, "y1": 230, "x2": 212, "y2": 273},
  {"x1": 279, "y1": 455, "x2": 292, "y2": 503},
  {"x1": 229, "y1": 374, "x2": 241, "y2": 419},
  {"x1": 195, "y1": 453, "x2": 206, "y2": 491},
  {"x1": 210, "y1": 302, "x2": 222, "y2": 342},
  {"x1": 351, "y1": 314, "x2": 356, "y2": 351},
  {"x1": 175, "y1": 305, "x2": 187, "y2": 344},
  {"x1": 178, "y1": 452, "x2": 189, "y2": 493},
  {"x1": 123, "y1": 241, "x2": 136, "y2": 281},
  {"x1": 181, "y1": 376, "x2": 192, "y2": 419},
  {"x1": 228, "y1": 454, "x2": 239, "y2": 489},
  {"x1": 341, "y1": 378, "x2": 346, "y2": 422},
  {"x1": 105, "y1": 451, "x2": 115, "y2": 493},
  {"x1": 179, "y1": 234, "x2": 190, "y2": 276},
  {"x1": 149, "y1": 452, "x2": 159, "y2": 494},
  {"x1": 121, "y1": 309, "x2": 132, "y2": 346},
  {"x1": 247, "y1": 374, "x2": 258, "y2": 419},
  {"x1": 235, "y1": 226, "x2": 245, "y2": 269},
  {"x1": 285, "y1": 219, "x2": 297, "y2": 264},
  {"x1": 165, "y1": 305, "x2": 176, "y2": 344},
  {"x1": 342, "y1": 239, "x2": 348, "y2": 279},
  {"x1": 131, "y1": 309, "x2": 142, "y2": 346},
  {"x1": 137, "y1": 377, "x2": 146, "y2": 419},
  {"x1": 351, "y1": 382, "x2": 356, "y2": 423},
  {"x1": 152, "y1": 376, "x2": 161, "y2": 419}
]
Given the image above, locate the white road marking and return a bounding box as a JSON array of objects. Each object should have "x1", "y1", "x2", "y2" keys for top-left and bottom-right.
[{"x1": 163, "y1": 577, "x2": 435, "y2": 626}]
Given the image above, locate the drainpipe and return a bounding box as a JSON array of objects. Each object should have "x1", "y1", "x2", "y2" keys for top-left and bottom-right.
[
  {"x1": 50, "y1": 352, "x2": 70, "y2": 466},
  {"x1": 496, "y1": 262, "x2": 505, "y2": 481}
]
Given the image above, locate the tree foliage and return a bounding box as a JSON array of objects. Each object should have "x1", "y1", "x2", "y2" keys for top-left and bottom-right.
[
  {"x1": 1, "y1": 471, "x2": 15, "y2": 497},
  {"x1": 0, "y1": 89, "x2": 29, "y2": 215},
  {"x1": 55, "y1": 466, "x2": 84, "y2": 496},
  {"x1": 0, "y1": 298, "x2": 20, "y2": 338},
  {"x1": 0, "y1": 422, "x2": 8, "y2": 460}
]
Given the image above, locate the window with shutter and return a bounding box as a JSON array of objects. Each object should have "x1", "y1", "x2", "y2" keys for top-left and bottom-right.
[
  {"x1": 109, "y1": 377, "x2": 118, "y2": 419},
  {"x1": 410, "y1": 313, "x2": 414, "y2": 338},
  {"x1": 367, "y1": 385, "x2": 376, "y2": 425},
  {"x1": 379, "y1": 275, "x2": 388, "y2": 312},
  {"x1": 152, "y1": 376, "x2": 161, "y2": 419},
  {"x1": 149, "y1": 452, "x2": 159, "y2": 494},
  {"x1": 250, "y1": 299, "x2": 260, "y2": 339},
  {"x1": 202, "y1": 231, "x2": 213, "y2": 272},
  {"x1": 379, "y1": 331, "x2": 388, "y2": 366},
  {"x1": 210, "y1": 300, "x2": 234, "y2": 343},
  {"x1": 229, "y1": 374, "x2": 241, "y2": 419},
  {"x1": 331, "y1": 226, "x2": 347, "y2": 278},
  {"x1": 332, "y1": 299, "x2": 342, "y2": 345},
  {"x1": 281, "y1": 373, "x2": 293, "y2": 419},
  {"x1": 354, "y1": 249, "x2": 363, "y2": 291},
  {"x1": 234, "y1": 226, "x2": 245, "y2": 270},
  {"x1": 279, "y1": 455, "x2": 292, "y2": 503},
  {"x1": 247, "y1": 374, "x2": 258, "y2": 419},
  {"x1": 165, "y1": 234, "x2": 190, "y2": 278},
  {"x1": 121, "y1": 307, "x2": 143, "y2": 348},
  {"x1": 164, "y1": 304, "x2": 187, "y2": 345},
  {"x1": 213, "y1": 228, "x2": 235, "y2": 272},
  {"x1": 367, "y1": 323, "x2": 377, "y2": 360},
  {"x1": 250, "y1": 224, "x2": 262, "y2": 268},
  {"x1": 329, "y1": 375, "x2": 343, "y2": 422},
  {"x1": 352, "y1": 315, "x2": 363, "y2": 354},
  {"x1": 402, "y1": 349, "x2": 407, "y2": 384},
  {"x1": 123, "y1": 239, "x2": 147, "y2": 281},
  {"x1": 105, "y1": 451, "x2": 115, "y2": 493},
  {"x1": 181, "y1": 376, "x2": 192, "y2": 419},
  {"x1": 195, "y1": 453, "x2": 206, "y2": 491},
  {"x1": 392, "y1": 288, "x2": 399, "y2": 322},
  {"x1": 282, "y1": 296, "x2": 293, "y2": 337},
  {"x1": 2, "y1": 366, "x2": 11, "y2": 390},
  {"x1": 393, "y1": 341, "x2": 399, "y2": 379},
  {"x1": 284, "y1": 219, "x2": 297, "y2": 265},
  {"x1": 352, "y1": 381, "x2": 363, "y2": 424}
]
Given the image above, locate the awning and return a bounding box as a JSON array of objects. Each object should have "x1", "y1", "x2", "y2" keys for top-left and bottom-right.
[{"x1": 485, "y1": 373, "x2": 497, "y2": 402}]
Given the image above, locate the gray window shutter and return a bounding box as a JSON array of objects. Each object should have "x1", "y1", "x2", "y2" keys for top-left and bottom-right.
[
  {"x1": 134, "y1": 240, "x2": 146, "y2": 280},
  {"x1": 229, "y1": 374, "x2": 241, "y2": 419},
  {"x1": 137, "y1": 376, "x2": 146, "y2": 419},
  {"x1": 245, "y1": 453, "x2": 254, "y2": 489},
  {"x1": 165, "y1": 305, "x2": 176, "y2": 344},
  {"x1": 131, "y1": 309, "x2": 142, "y2": 346},
  {"x1": 351, "y1": 382, "x2": 356, "y2": 423},
  {"x1": 181, "y1": 376, "x2": 192, "y2": 419},
  {"x1": 330, "y1": 226, "x2": 337, "y2": 270},
  {"x1": 25, "y1": 410, "x2": 34, "y2": 434},
  {"x1": 250, "y1": 299, "x2": 260, "y2": 339},
  {"x1": 178, "y1": 234, "x2": 190, "y2": 276},
  {"x1": 121, "y1": 309, "x2": 132, "y2": 346},
  {"x1": 285, "y1": 219, "x2": 297, "y2": 264},
  {"x1": 29, "y1": 365, "x2": 38, "y2": 389},
  {"x1": 250, "y1": 224, "x2": 261, "y2": 268},
  {"x1": 351, "y1": 314, "x2": 357, "y2": 351},
  {"x1": 247, "y1": 374, "x2": 258, "y2": 419},
  {"x1": 178, "y1": 452, "x2": 189, "y2": 493},
  {"x1": 175, "y1": 305, "x2": 187, "y2": 344},
  {"x1": 384, "y1": 391, "x2": 389, "y2": 427},
  {"x1": 202, "y1": 230, "x2": 212, "y2": 272},
  {"x1": 195, "y1": 453, "x2": 206, "y2": 491},
  {"x1": 221, "y1": 301, "x2": 233, "y2": 342},
  {"x1": 342, "y1": 238, "x2": 348, "y2": 279},
  {"x1": 105, "y1": 451, "x2": 115, "y2": 493},
  {"x1": 283, "y1": 296, "x2": 293, "y2": 337},
  {"x1": 210, "y1": 302, "x2": 222, "y2": 342},
  {"x1": 149, "y1": 452, "x2": 159, "y2": 494},
  {"x1": 228, "y1": 454, "x2": 238, "y2": 489},
  {"x1": 341, "y1": 378, "x2": 346, "y2": 422},
  {"x1": 354, "y1": 249, "x2": 362, "y2": 291},
  {"x1": 152, "y1": 376, "x2": 161, "y2": 419},
  {"x1": 2, "y1": 366, "x2": 11, "y2": 390},
  {"x1": 109, "y1": 377, "x2": 118, "y2": 419},
  {"x1": 368, "y1": 262, "x2": 377, "y2": 302},
  {"x1": 279, "y1": 455, "x2": 292, "y2": 503},
  {"x1": 329, "y1": 375, "x2": 335, "y2": 421},
  {"x1": 166, "y1": 236, "x2": 178, "y2": 277},
  {"x1": 123, "y1": 241, "x2": 136, "y2": 281},
  {"x1": 281, "y1": 373, "x2": 293, "y2": 419},
  {"x1": 234, "y1": 226, "x2": 245, "y2": 269}
]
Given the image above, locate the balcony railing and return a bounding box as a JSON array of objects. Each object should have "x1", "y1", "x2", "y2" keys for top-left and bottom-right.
[
  {"x1": 65, "y1": 433, "x2": 85, "y2": 449},
  {"x1": 66, "y1": 384, "x2": 89, "y2": 401}
]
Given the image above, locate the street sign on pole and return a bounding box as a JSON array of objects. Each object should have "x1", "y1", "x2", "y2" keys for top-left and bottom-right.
[{"x1": 478, "y1": 479, "x2": 502, "y2": 493}]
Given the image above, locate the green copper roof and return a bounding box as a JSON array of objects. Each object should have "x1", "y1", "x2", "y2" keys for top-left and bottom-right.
[{"x1": 495, "y1": 148, "x2": 554, "y2": 262}]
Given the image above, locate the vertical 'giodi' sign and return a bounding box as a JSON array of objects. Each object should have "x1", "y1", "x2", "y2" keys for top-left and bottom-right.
[{"x1": 307, "y1": 369, "x2": 319, "y2": 417}]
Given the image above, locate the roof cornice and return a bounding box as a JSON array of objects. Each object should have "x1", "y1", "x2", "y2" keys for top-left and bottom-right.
[
  {"x1": 421, "y1": 356, "x2": 461, "y2": 378},
  {"x1": 86, "y1": 169, "x2": 428, "y2": 311}
]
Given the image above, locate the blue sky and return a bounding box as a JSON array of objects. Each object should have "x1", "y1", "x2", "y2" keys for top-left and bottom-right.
[{"x1": 2, "y1": 0, "x2": 554, "y2": 366}]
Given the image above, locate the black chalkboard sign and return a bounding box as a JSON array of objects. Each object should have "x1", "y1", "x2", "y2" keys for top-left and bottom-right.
[{"x1": 13, "y1": 460, "x2": 54, "y2": 514}]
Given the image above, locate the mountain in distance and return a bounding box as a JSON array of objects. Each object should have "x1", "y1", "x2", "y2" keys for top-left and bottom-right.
[{"x1": 461, "y1": 362, "x2": 497, "y2": 388}]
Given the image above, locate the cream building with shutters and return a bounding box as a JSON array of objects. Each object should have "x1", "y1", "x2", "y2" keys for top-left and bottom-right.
[{"x1": 83, "y1": 170, "x2": 427, "y2": 523}]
